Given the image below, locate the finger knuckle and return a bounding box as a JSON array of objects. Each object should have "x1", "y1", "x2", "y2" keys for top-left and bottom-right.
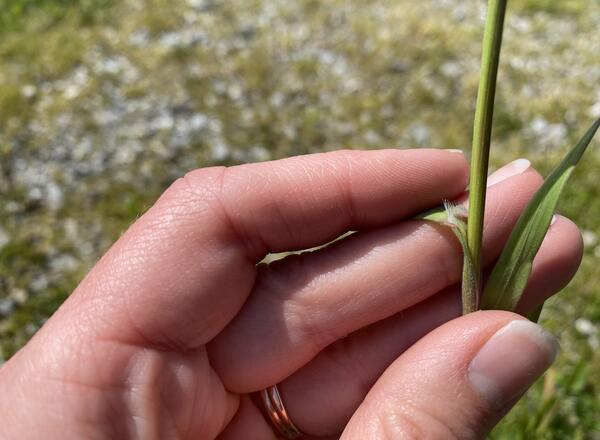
[
  {"x1": 146, "y1": 166, "x2": 230, "y2": 232},
  {"x1": 163, "y1": 166, "x2": 227, "y2": 207}
]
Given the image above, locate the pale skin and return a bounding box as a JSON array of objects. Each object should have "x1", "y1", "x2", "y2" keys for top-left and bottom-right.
[{"x1": 0, "y1": 149, "x2": 583, "y2": 439}]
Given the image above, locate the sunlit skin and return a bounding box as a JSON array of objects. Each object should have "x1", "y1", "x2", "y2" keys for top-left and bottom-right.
[{"x1": 0, "y1": 149, "x2": 582, "y2": 439}]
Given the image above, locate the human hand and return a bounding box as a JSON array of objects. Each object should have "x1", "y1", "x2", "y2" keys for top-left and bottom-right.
[{"x1": 0, "y1": 149, "x2": 582, "y2": 439}]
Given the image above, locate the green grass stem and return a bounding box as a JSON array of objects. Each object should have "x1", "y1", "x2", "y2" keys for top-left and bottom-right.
[{"x1": 465, "y1": 0, "x2": 508, "y2": 314}]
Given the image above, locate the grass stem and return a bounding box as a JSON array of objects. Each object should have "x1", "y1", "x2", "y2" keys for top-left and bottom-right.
[{"x1": 465, "y1": 0, "x2": 508, "y2": 314}]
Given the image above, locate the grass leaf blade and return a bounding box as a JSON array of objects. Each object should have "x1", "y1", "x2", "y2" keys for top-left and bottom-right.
[
  {"x1": 416, "y1": 205, "x2": 448, "y2": 223},
  {"x1": 482, "y1": 119, "x2": 600, "y2": 311}
]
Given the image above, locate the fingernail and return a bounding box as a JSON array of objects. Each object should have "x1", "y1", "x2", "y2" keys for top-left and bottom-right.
[
  {"x1": 468, "y1": 320, "x2": 559, "y2": 408},
  {"x1": 550, "y1": 214, "x2": 558, "y2": 226},
  {"x1": 445, "y1": 149, "x2": 464, "y2": 154},
  {"x1": 487, "y1": 158, "x2": 531, "y2": 187}
]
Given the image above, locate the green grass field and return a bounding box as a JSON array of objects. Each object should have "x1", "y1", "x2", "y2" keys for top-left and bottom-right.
[{"x1": 1, "y1": 0, "x2": 599, "y2": 437}]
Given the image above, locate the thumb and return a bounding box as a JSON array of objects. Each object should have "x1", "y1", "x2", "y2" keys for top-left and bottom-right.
[{"x1": 341, "y1": 311, "x2": 559, "y2": 440}]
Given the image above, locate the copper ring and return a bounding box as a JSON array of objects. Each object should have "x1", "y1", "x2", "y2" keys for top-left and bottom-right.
[{"x1": 260, "y1": 385, "x2": 304, "y2": 438}]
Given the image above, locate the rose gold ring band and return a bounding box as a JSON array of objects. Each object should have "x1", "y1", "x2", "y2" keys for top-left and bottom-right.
[{"x1": 260, "y1": 385, "x2": 304, "y2": 439}]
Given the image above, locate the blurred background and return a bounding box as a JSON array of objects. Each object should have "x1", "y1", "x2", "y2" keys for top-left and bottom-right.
[{"x1": 0, "y1": 0, "x2": 599, "y2": 437}]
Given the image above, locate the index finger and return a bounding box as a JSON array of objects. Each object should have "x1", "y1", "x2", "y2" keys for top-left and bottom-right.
[{"x1": 53, "y1": 149, "x2": 469, "y2": 350}]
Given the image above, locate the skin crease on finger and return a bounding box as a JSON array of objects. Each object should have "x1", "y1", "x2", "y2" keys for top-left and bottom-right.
[{"x1": 208, "y1": 167, "x2": 545, "y2": 392}]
